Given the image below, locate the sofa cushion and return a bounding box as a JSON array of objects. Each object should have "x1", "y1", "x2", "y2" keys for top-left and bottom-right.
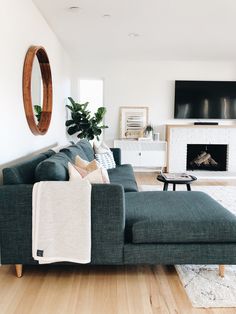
[
  {"x1": 3, "y1": 150, "x2": 55, "y2": 185},
  {"x1": 108, "y1": 164, "x2": 138, "y2": 192},
  {"x1": 77, "y1": 139, "x2": 94, "y2": 162},
  {"x1": 60, "y1": 144, "x2": 88, "y2": 162},
  {"x1": 125, "y1": 191, "x2": 236, "y2": 244},
  {"x1": 35, "y1": 152, "x2": 71, "y2": 181}
]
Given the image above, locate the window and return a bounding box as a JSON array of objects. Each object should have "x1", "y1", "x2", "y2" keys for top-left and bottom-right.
[{"x1": 79, "y1": 79, "x2": 104, "y2": 115}]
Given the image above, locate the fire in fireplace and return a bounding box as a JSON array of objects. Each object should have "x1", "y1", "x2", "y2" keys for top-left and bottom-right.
[{"x1": 186, "y1": 144, "x2": 228, "y2": 171}]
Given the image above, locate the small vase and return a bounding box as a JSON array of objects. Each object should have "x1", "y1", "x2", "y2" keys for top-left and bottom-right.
[{"x1": 145, "y1": 131, "x2": 153, "y2": 140}]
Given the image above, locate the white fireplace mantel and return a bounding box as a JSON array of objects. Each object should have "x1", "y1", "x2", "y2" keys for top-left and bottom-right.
[{"x1": 166, "y1": 125, "x2": 236, "y2": 177}]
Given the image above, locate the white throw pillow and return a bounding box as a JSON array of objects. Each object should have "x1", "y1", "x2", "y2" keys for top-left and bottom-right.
[
  {"x1": 95, "y1": 151, "x2": 116, "y2": 169},
  {"x1": 93, "y1": 141, "x2": 110, "y2": 154}
]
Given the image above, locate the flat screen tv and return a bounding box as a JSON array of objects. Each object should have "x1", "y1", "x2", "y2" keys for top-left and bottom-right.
[{"x1": 174, "y1": 80, "x2": 236, "y2": 119}]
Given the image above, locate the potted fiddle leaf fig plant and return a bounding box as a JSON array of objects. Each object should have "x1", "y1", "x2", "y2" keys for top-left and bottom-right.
[{"x1": 65, "y1": 97, "x2": 108, "y2": 140}]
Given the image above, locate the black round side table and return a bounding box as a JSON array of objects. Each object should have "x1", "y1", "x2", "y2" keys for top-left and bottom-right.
[{"x1": 157, "y1": 174, "x2": 197, "y2": 191}]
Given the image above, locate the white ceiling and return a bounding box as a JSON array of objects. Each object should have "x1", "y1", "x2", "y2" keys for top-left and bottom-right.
[{"x1": 33, "y1": 0, "x2": 236, "y2": 61}]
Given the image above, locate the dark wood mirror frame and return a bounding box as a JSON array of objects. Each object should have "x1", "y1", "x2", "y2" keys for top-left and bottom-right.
[{"x1": 23, "y1": 46, "x2": 53, "y2": 135}]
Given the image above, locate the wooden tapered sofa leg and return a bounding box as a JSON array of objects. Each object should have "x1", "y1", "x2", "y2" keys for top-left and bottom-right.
[
  {"x1": 219, "y1": 265, "x2": 225, "y2": 278},
  {"x1": 15, "y1": 264, "x2": 23, "y2": 278}
]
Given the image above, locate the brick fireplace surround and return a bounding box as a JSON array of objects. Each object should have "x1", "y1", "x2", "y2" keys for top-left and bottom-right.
[{"x1": 166, "y1": 125, "x2": 236, "y2": 178}]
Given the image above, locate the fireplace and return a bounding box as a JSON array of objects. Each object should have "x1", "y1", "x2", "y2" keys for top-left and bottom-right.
[{"x1": 186, "y1": 144, "x2": 228, "y2": 171}]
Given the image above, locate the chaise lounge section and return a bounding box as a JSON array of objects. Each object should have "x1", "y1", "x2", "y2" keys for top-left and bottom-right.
[{"x1": 0, "y1": 140, "x2": 234, "y2": 278}]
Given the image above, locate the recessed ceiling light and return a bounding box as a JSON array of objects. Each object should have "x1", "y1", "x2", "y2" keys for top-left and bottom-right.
[
  {"x1": 128, "y1": 33, "x2": 140, "y2": 38},
  {"x1": 68, "y1": 6, "x2": 80, "y2": 10},
  {"x1": 103, "y1": 14, "x2": 111, "y2": 18}
]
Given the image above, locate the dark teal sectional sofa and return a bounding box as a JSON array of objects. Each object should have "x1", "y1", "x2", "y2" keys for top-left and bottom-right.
[{"x1": 1, "y1": 139, "x2": 236, "y2": 277}]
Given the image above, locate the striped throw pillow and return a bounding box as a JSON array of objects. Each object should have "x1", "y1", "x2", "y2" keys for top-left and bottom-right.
[{"x1": 95, "y1": 151, "x2": 116, "y2": 169}]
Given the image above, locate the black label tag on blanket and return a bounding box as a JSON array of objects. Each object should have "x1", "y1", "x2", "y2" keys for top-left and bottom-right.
[{"x1": 37, "y1": 250, "x2": 44, "y2": 257}]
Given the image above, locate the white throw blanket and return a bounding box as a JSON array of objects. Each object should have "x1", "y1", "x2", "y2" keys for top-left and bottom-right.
[{"x1": 32, "y1": 180, "x2": 91, "y2": 264}]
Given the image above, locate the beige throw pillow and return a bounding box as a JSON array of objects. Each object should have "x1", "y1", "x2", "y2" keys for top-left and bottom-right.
[
  {"x1": 86, "y1": 168, "x2": 106, "y2": 184},
  {"x1": 75, "y1": 155, "x2": 100, "y2": 172},
  {"x1": 68, "y1": 162, "x2": 110, "y2": 183},
  {"x1": 68, "y1": 162, "x2": 83, "y2": 181},
  {"x1": 74, "y1": 155, "x2": 110, "y2": 183},
  {"x1": 68, "y1": 162, "x2": 110, "y2": 184}
]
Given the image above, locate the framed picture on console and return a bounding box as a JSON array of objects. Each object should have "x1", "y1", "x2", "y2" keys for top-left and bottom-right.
[{"x1": 120, "y1": 106, "x2": 149, "y2": 139}]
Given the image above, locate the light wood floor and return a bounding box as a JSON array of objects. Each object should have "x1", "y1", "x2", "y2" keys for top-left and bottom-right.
[
  {"x1": 135, "y1": 172, "x2": 236, "y2": 187},
  {"x1": 1, "y1": 173, "x2": 236, "y2": 314}
]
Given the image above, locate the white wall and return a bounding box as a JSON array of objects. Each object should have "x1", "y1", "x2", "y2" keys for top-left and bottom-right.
[
  {"x1": 71, "y1": 59, "x2": 236, "y2": 146},
  {"x1": 0, "y1": 0, "x2": 71, "y2": 167}
]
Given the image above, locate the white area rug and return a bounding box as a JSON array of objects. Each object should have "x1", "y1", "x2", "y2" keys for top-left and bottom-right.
[{"x1": 140, "y1": 185, "x2": 236, "y2": 308}]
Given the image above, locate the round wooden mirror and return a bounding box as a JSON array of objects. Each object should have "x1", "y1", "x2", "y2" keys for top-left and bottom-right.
[{"x1": 23, "y1": 46, "x2": 53, "y2": 135}]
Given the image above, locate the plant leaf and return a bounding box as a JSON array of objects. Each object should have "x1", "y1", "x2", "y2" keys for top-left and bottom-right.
[
  {"x1": 67, "y1": 125, "x2": 79, "y2": 135},
  {"x1": 65, "y1": 120, "x2": 74, "y2": 127}
]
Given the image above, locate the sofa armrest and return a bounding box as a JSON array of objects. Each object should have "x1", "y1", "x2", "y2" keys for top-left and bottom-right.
[
  {"x1": 110, "y1": 148, "x2": 121, "y2": 166},
  {"x1": 91, "y1": 183, "x2": 125, "y2": 264},
  {"x1": 0, "y1": 183, "x2": 125, "y2": 266},
  {"x1": 0, "y1": 184, "x2": 36, "y2": 264}
]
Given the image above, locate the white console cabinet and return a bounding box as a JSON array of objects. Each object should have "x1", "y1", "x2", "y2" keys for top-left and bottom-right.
[{"x1": 114, "y1": 140, "x2": 167, "y2": 171}]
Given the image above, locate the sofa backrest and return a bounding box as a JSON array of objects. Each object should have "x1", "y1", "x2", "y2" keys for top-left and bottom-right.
[
  {"x1": 76, "y1": 139, "x2": 95, "y2": 161},
  {"x1": 3, "y1": 140, "x2": 95, "y2": 184},
  {"x1": 35, "y1": 140, "x2": 94, "y2": 181},
  {"x1": 60, "y1": 143, "x2": 88, "y2": 162},
  {"x1": 3, "y1": 150, "x2": 55, "y2": 185}
]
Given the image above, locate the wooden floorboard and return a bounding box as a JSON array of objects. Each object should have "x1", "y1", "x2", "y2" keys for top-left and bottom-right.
[
  {"x1": 0, "y1": 173, "x2": 236, "y2": 314},
  {"x1": 1, "y1": 264, "x2": 236, "y2": 314}
]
